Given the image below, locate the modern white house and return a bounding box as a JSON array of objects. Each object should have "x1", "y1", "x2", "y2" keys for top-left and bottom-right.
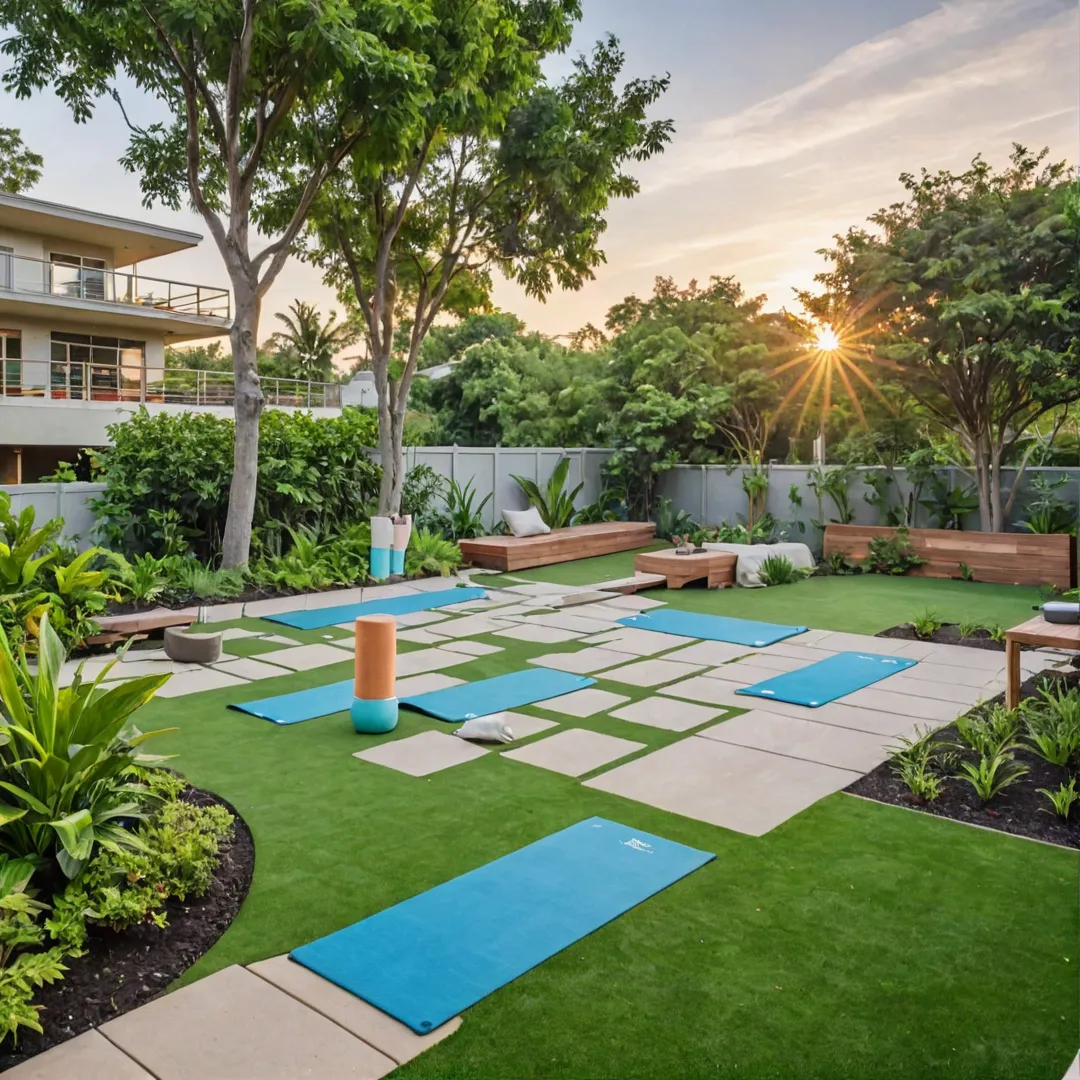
[{"x1": 0, "y1": 193, "x2": 342, "y2": 482}]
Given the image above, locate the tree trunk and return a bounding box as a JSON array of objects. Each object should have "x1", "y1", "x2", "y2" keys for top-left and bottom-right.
[
  {"x1": 375, "y1": 359, "x2": 397, "y2": 515},
  {"x1": 388, "y1": 405, "x2": 407, "y2": 516},
  {"x1": 972, "y1": 434, "x2": 992, "y2": 533},
  {"x1": 221, "y1": 279, "x2": 264, "y2": 568},
  {"x1": 989, "y1": 440, "x2": 1005, "y2": 533}
]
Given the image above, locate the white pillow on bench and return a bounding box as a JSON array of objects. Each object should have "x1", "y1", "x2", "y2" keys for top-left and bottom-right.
[{"x1": 503, "y1": 507, "x2": 551, "y2": 537}]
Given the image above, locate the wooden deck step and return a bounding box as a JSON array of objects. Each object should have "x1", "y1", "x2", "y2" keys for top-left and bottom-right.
[{"x1": 460, "y1": 522, "x2": 656, "y2": 573}]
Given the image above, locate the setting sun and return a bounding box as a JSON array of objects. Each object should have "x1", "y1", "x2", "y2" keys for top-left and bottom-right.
[{"x1": 814, "y1": 324, "x2": 841, "y2": 352}]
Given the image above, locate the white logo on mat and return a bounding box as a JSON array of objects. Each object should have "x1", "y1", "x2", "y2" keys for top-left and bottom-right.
[{"x1": 623, "y1": 838, "x2": 654, "y2": 854}]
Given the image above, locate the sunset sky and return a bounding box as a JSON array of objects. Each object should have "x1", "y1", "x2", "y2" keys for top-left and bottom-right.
[{"x1": 1, "y1": 0, "x2": 1076, "y2": 345}]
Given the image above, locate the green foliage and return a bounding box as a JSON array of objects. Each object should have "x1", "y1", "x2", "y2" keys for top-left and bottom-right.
[
  {"x1": 0, "y1": 127, "x2": 41, "y2": 194},
  {"x1": 864, "y1": 527, "x2": 927, "y2": 576},
  {"x1": 957, "y1": 621, "x2": 980, "y2": 639},
  {"x1": 269, "y1": 301, "x2": 359, "y2": 383},
  {"x1": 512, "y1": 459, "x2": 584, "y2": 529},
  {"x1": 1018, "y1": 474, "x2": 1077, "y2": 535},
  {"x1": 819, "y1": 552, "x2": 859, "y2": 576},
  {"x1": 401, "y1": 466, "x2": 446, "y2": 526},
  {"x1": 758, "y1": 555, "x2": 805, "y2": 587},
  {"x1": 954, "y1": 706, "x2": 1022, "y2": 759},
  {"x1": 955, "y1": 751, "x2": 1029, "y2": 805},
  {"x1": 405, "y1": 530, "x2": 462, "y2": 579},
  {"x1": 1037, "y1": 778, "x2": 1079, "y2": 820},
  {"x1": 120, "y1": 552, "x2": 170, "y2": 604},
  {"x1": 920, "y1": 474, "x2": 979, "y2": 530},
  {"x1": 1020, "y1": 684, "x2": 1080, "y2": 766},
  {"x1": 888, "y1": 728, "x2": 954, "y2": 803},
  {"x1": 429, "y1": 479, "x2": 493, "y2": 542},
  {"x1": 653, "y1": 498, "x2": 698, "y2": 541},
  {"x1": 909, "y1": 609, "x2": 942, "y2": 640},
  {"x1": 808, "y1": 465, "x2": 856, "y2": 529},
  {"x1": 166, "y1": 561, "x2": 246, "y2": 603},
  {"x1": 0, "y1": 616, "x2": 172, "y2": 880},
  {"x1": 958, "y1": 562, "x2": 975, "y2": 582},
  {"x1": 91, "y1": 409, "x2": 380, "y2": 560},
  {"x1": 250, "y1": 524, "x2": 371, "y2": 592},
  {"x1": 572, "y1": 487, "x2": 626, "y2": 526}
]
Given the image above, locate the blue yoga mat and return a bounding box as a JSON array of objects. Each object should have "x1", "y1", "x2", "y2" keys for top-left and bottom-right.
[
  {"x1": 229, "y1": 679, "x2": 352, "y2": 725},
  {"x1": 617, "y1": 609, "x2": 806, "y2": 648},
  {"x1": 735, "y1": 650, "x2": 918, "y2": 708},
  {"x1": 290, "y1": 817, "x2": 713, "y2": 1033},
  {"x1": 263, "y1": 587, "x2": 487, "y2": 631},
  {"x1": 401, "y1": 668, "x2": 593, "y2": 722}
]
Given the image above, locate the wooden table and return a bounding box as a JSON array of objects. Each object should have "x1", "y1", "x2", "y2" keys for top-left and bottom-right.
[
  {"x1": 633, "y1": 549, "x2": 737, "y2": 590},
  {"x1": 1004, "y1": 615, "x2": 1080, "y2": 708}
]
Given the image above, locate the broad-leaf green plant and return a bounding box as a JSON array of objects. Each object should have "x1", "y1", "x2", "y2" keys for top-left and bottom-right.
[{"x1": 512, "y1": 458, "x2": 584, "y2": 529}]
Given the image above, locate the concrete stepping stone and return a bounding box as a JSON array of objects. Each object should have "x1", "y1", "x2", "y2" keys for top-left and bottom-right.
[
  {"x1": 263, "y1": 643, "x2": 353, "y2": 672},
  {"x1": 427, "y1": 614, "x2": 509, "y2": 639},
  {"x1": 888, "y1": 639, "x2": 942, "y2": 661},
  {"x1": 102, "y1": 658, "x2": 202, "y2": 679},
  {"x1": 1061, "y1": 1049, "x2": 1079, "y2": 1079},
  {"x1": 397, "y1": 649, "x2": 476, "y2": 677},
  {"x1": 756, "y1": 642, "x2": 838, "y2": 663},
  {"x1": 582, "y1": 627, "x2": 693, "y2": 656},
  {"x1": 528, "y1": 648, "x2": 638, "y2": 675},
  {"x1": 395, "y1": 610, "x2": 451, "y2": 627},
  {"x1": 100, "y1": 964, "x2": 395, "y2": 1080},
  {"x1": 790, "y1": 628, "x2": 835, "y2": 646},
  {"x1": 584, "y1": 737, "x2": 859, "y2": 836},
  {"x1": 495, "y1": 712, "x2": 560, "y2": 741},
  {"x1": 698, "y1": 667, "x2": 754, "y2": 687},
  {"x1": 698, "y1": 710, "x2": 893, "y2": 773},
  {"x1": 840, "y1": 686, "x2": 963, "y2": 723},
  {"x1": 812, "y1": 632, "x2": 907, "y2": 654},
  {"x1": 362, "y1": 583, "x2": 421, "y2": 600},
  {"x1": 248, "y1": 955, "x2": 461, "y2": 1066},
  {"x1": 395, "y1": 673, "x2": 465, "y2": 697},
  {"x1": 720, "y1": 652, "x2": 809, "y2": 675},
  {"x1": 533, "y1": 687, "x2": 630, "y2": 718},
  {"x1": 3, "y1": 1029, "x2": 153, "y2": 1079},
  {"x1": 210, "y1": 657, "x2": 293, "y2": 681},
  {"x1": 220, "y1": 627, "x2": 265, "y2": 641},
  {"x1": 902, "y1": 661, "x2": 1004, "y2": 688},
  {"x1": 354, "y1": 731, "x2": 487, "y2": 776},
  {"x1": 610, "y1": 697, "x2": 725, "y2": 733},
  {"x1": 154, "y1": 668, "x2": 250, "y2": 698},
  {"x1": 884, "y1": 676, "x2": 987, "y2": 707},
  {"x1": 396, "y1": 628, "x2": 451, "y2": 645},
  {"x1": 503, "y1": 728, "x2": 644, "y2": 777},
  {"x1": 599, "y1": 658, "x2": 708, "y2": 688},
  {"x1": 904, "y1": 641, "x2": 1008, "y2": 669},
  {"x1": 658, "y1": 675, "x2": 751, "y2": 707},
  {"x1": 259, "y1": 634, "x2": 302, "y2": 647},
  {"x1": 591, "y1": 589, "x2": 667, "y2": 609},
  {"x1": 245, "y1": 595, "x2": 313, "y2": 618},
  {"x1": 202, "y1": 602, "x2": 247, "y2": 623},
  {"x1": 306, "y1": 587, "x2": 366, "y2": 610},
  {"x1": 505, "y1": 581, "x2": 574, "y2": 596},
  {"x1": 493, "y1": 623, "x2": 584, "y2": 644},
  {"x1": 438, "y1": 640, "x2": 504, "y2": 657},
  {"x1": 526, "y1": 611, "x2": 624, "y2": 633},
  {"x1": 664, "y1": 640, "x2": 752, "y2": 666}
]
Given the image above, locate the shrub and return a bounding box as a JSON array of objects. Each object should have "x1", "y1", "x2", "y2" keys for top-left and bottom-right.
[
  {"x1": 405, "y1": 530, "x2": 462, "y2": 578},
  {"x1": 401, "y1": 465, "x2": 446, "y2": 526},
  {"x1": 653, "y1": 498, "x2": 697, "y2": 540},
  {"x1": 164, "y1": 560, "x2": 246, "y2": 603},
  {"x1": 92, "y1": 408, "x2": 380, "y2": 559},
  {"x1": 512, "y1": 458, "x2": 583, "y2": 529},
  {"x1": 429, "y1": 479, "x2": 492, "y2": 540},
  {"x1": 758, "y1": 554, "x2": 804, "y2": 587},
  {"x1": 863, "y1": 527, "x2": 926, "y2": 575},
  {"x1": 909, "y1": 608, "x2": 942, "y2": 640},
  {"x1": 818, "y1": 552, "x2": 858, "y2": 576}
]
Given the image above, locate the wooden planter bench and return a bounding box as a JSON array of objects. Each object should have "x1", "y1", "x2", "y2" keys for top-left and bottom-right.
[
  {"x1": 459, "y1": 521, "x2": 656, "y2": 573},
  {"x1": 824, "y1": 524, "x2": 1076, "y2": 589}
]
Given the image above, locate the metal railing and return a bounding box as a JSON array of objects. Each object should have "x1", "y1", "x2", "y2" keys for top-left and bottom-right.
[
  {"x1": 1, "y1": 361, "x2": 341, "y2": 408},
  {"x1": 0, "y1": 252, "x2": 230, "y2": 320}
]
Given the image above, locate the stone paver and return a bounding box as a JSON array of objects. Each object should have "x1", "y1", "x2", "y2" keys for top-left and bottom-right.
[
  {"x1": 593, "y1": 591, "x2": 667, "y2": 610},
  {"x1": 245, "y1": 595, "x2": 312, "y2": 618},
  {"x1": 354, "y1": 731, "x2": 487, "y2": 776},
  {"x1": 529, "y1": 648, "x2": 638, "y2": 675},
  {"x1": 756, "y1": 642, "x2": 838, "y2": 663},
  {"x1": 494, "y1": 712, "x2": 560, "y2": 741},
  {"x1": 840, "y1": 686, "x2": 962, "y2": 723},
  {"x1": 104, "y1": 658, "x2": 201, "y2": 679},
  {"x1": 658, "y1": 674, "x2": 750, "y2": 707},
  {"x1": 698, "y1": 666, "x2": 755, "y2": 687},
  {"x1": 698, "y1": 710, "x2": 893, "y2": 773},
  {"x1": 248, "y1": 955, "x2": 461, "y2": 1066},
  {"x1": 394, "y1": 610, "x2": 451, "y2": 627},
  {"x1": 3, "y1": 1030, "x2": 154, "y2": 1079},
  {"x1": 306, "y1": 587, "x2": 366, "y2": 610},
  {"x1": 503, "y1": 728, "x2": 644, "y2": 777},
  {"x1": 100, "y1": 964, "x2": 395, "y2": 1080},
  {"x1": 395, "y1": 672, "x2": 466, "y2": 697},
  {"x1": 259, "y1": 634, "x2": 301, "y2": 646},
  {"x1": 910, "y1": 641, "x2": 1009, "y2": 669},
  {"x1": 438, "y1": 640, "x2": 504, "y2": 657},
  {"x1": 888, "y1": 639, "x2": 942, "y2": 661},
  {"x1": 610, "y1": 697, "x2": 725, "y2": 733},
  {"x1": 599, "y1": 658, "x2": 708, "y2": 688},
  {"x1": 582, "y1": 627, "x2": 693, "y2": 656},
  {"x1": 220, "y1": 627, "x2": 265, "y2": 641},
  {"x1": 533, "y1": 687, "x2": 630, "y2": 718},
  {"x1": 666, "y1": 640, "x2": 754, "y2": 666},
  {"x1": 201, "y1": 602, "x2": 247, "y2": 623},
  {"x1": 154, "y1": 668, "x2": 250, "y2": 698},
  {"x1": 883, "y1": 676, "x2": 987, "y2": 707},
  {"x1": 360, "y1": 584, "x2": 420, "y2": 601},
  {"x1": 492, "y1": 623, "x2": 584, "y2": 644},
  {"x1": 211, "y1": 657, "x2": 293, "y2": 681},
  {"x1": 906, "y1": 661, "x2": 1004, "y2": 688},
  {"x1": 396, "y1": 649, "x2": 475, "y2": 677},
  {"x1": 584, "y1": 736, "x2": 858, "y2": 837},
  {"x1": 396, "y1": 628, "x2": 451, "y2": 646},
  {"x1": 812, "y1": 632, "x2": 907, "y2": 654},
  {"x1": 428, "y1": 614, "x2": 511, "y2": 639},
  {"x1": 264, "y1": 643, "x2": 353, "y2": 672},
  {"x1": 505, "y1": 581, "x2": 573, "y2": 596},
  {"x1": 1062, "y1": 1049, "x2": 1080, "y2": 1079},
  {"x1": 525, "y1": 611, "x2": 625, "y2": 634},
  {"x1": 720, "y1": 652, "x2": 809, "y2": 675}
]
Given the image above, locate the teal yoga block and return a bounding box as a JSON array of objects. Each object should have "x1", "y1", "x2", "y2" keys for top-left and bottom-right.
[{"x1": 351, "y1": 696, "x2": 399, "y2": 734}]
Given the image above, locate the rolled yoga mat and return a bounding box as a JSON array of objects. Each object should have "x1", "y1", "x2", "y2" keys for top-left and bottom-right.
[
  {"x1": 290, "y1": 816, "x2": 715, "y2": 1034},
  {"x1": 264, "y1": 587, "x2": 486, "y2": 631},
  {"x1": 351, "y1": 614, "x2": 397, "y2": 733},
  {"x1": 617, "y1": 609, "x2": 807, "y2": 648},
  {"x1": 735, "y1": 650, "x2": 917, "y2": 708}
]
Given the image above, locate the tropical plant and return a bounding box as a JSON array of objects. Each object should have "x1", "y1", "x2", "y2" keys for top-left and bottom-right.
[
  {"x1": 119, "y1": 553, "x2": 170, "y2": 605},
  {"x1": 957, "y1": 620, "x2": 980, "y2": 640},
  {"x1": 909, "y1": 609, "x2": 942, "y2": 640},
  {"x1": 431, "y1": 479, "x2": 492, "y2": 541},
  {"x1": 863, "y1": 527, "x2": 926, "y2": 576},
  {"x1": 888, "y1": 727, "x2": 954, "y2": 803},
  {"x1": 512, "y1": 459, "x2": 584, "y2": 530},
  {"x1": 808, "y1": 464, "x2": 856, "y2": 529},
  {"x1": 920, "y1": 473, "x2": 979, "y2": 530},
  {"x1": 758, "y1": 555, "x2": 804, "y2": 587},
  {"x1": 405, "y1": 530, "x2": 462, "y2": 578},
  {"x1": 741, "y1": 466, "x2": 770, "y2": 532},
  {"x1": 1037, "y1": 778, "x2": 1079, "y2": 820},
  {"x1": 653, "y1": 498, "x2": 697, "y2": 541},
  {"x1": 319, "y1": 524, "x2": 371, "y2": 586},
  {"x1": 0, "y1": 617, "x2": 173, "y2": 880},
  {"x1": 955, "y1": 751, "x2": 1029, "y2": 804},
  {"x1": 1021, "y1": 684, "x2": 1080, "y2": 766},
  {"x1": 955, "y1": 705, "x2": 1022, "y2": 758},
  {"x1": 573, "y1": 486, "x2": 626, "y2": 526},
  {"x1": 269, "y1": 300, "x2": 359, "y2": 382},
  {"x1": 401, "y1": 466, "x2": 446, "y2": 526},
  {"x1": 957, "y1": 562, "x2": 975, "y2": 582},
  {"x1": 818, "y1": 552, "x2": 859, "y2": 576},
  {"x1": 166, "y1": 561, "x2": 245, "y2": 603},
  {"x1": 0, "y1": 494, "x2": 61, "y2": 593},
  {"x1": 1018, "y1": 474, "x2": 1077, "y2": 535}
]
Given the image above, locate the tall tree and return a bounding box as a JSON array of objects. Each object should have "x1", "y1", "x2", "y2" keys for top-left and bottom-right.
[
  {"x1": 805, "y1": 146, "x2": 1080, "y2": 531},
  {"x1": 0, "y1": 127, "x2": 42, "y2": 193},
  {"x1": 0, "y1": 1, "x2": 431, "y2": 564},
  {"x1": 303, "y1": 12, "x2": 672, "y2": 514},
  {"x1": 270, "y1": 301, "x2": 359, "y2": 382}
]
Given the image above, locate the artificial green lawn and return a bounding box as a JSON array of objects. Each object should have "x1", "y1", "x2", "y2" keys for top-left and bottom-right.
[{"x1": 147, "y1": 570, "x2": 1078, "y2": 1080}]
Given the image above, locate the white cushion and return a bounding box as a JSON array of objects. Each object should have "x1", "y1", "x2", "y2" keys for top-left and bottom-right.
[
  {"x1": 701, "y1": 542, "x2": 816, "y2": 588},
  {"x1": 503, "y1": 507, "x2": 551, "y2": 537}
]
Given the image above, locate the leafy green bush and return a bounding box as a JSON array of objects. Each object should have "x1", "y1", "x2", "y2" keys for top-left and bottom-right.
[
  {"x1": 249, "y1": 523, "x2": 370, "y2": 592},
  {"x1": 863, "y1": 527, "x2": 926, "y2": 575},
  {"x1": 405, "y1": 530, "x2": 463, "y2": 578},
  {"x1": 91, "y1": 408, "x2": 380, "y2": 560},
  {"x1": 401, "y1": 465, "x2": 446, "y2": 526},
  {"x1": 429, "y1": 479, "x2": 492, "y2": 540},
  {"x1": 817, "y1": 552, "x2": 858, "y2": 576},
  {"x1": 758, "y1": 554, "x2": 804, "y2": 586},
  {"x1": 909, "y1": 608, "x2": 941, "y2": 640},
  {"x1": 1021, "y1": 684, "x2": 1080, "y2": 766},
  {"x1": 164, "y1": 561, "x2": 246, "y2": 603},
  {"x1": 512, "y1": 458, "x2": 583, "y2": 529},
  {"x1": 653, "y1": 498, "x2": 697, "y2": 540},
  {"x1": 0, "y1": 616, "x2": 172, "y2": 880}
]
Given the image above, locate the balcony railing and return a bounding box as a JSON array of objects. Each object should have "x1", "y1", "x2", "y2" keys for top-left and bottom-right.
[
  {"x1": 0, "y1": 252, "x2": 230, "y2": 320},
  {"x1": 1, "y1": 360, "x2": 342, "y2": 409}
]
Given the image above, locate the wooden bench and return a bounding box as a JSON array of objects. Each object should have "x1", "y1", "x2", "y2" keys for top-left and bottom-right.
[
  {"x1": 1004, "y1": 615, "x2": 1080, "y2": 708},
  {"x1": 824, "y1": 524, "x2": 1076, "y2": 589},
  {"x1": 87, "y1": 608, "x2": 197, "y2": 646},
  {"x1": 459, "y1": 521, "x2": 656, "y2": 573},
  {"x1": 633, "y1": 549, "x2": 736, "y2": 589}
]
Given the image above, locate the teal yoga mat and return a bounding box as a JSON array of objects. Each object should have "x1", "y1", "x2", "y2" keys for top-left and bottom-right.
[
  {"x1": 401, "y1": 668, "x2": 594, "y2": 721},
  {"x1": 617, "y1": 609, "x2": 806, "y2": 648},
  {"x1": 735, "y1": 650, "x2": 917, "y2": 707},
  {"x1": 290, "y1": 817, "x2": 714, "y2": 1034},
  {"x1": 263, "y1": 587, "x2": 487, "y2": 631},
  {"x1": 228, "y1": 680, "x2": 353, "y2": 725}
]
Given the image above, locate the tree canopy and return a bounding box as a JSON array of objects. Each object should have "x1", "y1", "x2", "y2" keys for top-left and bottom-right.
[{"x1": 0, "y1": 127, "x2": 41, "y2": 193}]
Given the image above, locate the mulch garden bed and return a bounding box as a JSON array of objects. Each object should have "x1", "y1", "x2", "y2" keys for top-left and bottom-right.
[
  {"x1": 0, "y1": 787, "x2": 255, "y2": 1072},
  {"x1": 876, "y1": 622, "x2": 1008, "y2": 652},
  {"x1": 848, "y1": 664, "x2": 1080, "y2": 850}
]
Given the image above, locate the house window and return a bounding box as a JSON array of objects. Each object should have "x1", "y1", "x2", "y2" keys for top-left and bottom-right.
[
  {"x1": 0, "y1": 330, "x2": 21, "y2": 396},
  {"x1": 50, "y1": 332, "x2": 144, "y2": 402},
  {"x1": 0, "y1": 246, "x2": 12, "y2": 291},
  {"x1": 50, "y1": 252, "x2": 108, "y2": 302}
]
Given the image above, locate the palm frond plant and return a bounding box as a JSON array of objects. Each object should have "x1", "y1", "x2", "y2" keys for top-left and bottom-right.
[
  {"x1": 405, "y1": 529, "x2": 463, "y2": 578},
  {"x1": 511, "y1": 458, "x2": 584, "y2": 529}
]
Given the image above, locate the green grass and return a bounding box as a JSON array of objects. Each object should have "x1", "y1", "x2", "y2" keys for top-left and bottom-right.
[{"x1": 143, "y1": 575, "x2": 1080, "y2": 1080}]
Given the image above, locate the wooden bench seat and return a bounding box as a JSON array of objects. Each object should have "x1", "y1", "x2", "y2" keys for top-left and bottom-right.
[
  {"x1": 459, "y1": 521, "x2": 656, "y2": 572},
  {"x1": 87, "y1": 608, "x2": 197, "y2": 645}
]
